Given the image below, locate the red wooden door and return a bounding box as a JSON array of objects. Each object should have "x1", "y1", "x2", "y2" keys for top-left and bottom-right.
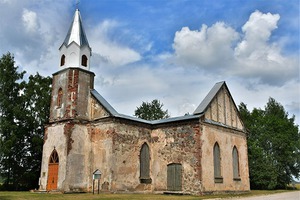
[{"x1": 47, "y1": 150, "x2": 59, "y2": 191}]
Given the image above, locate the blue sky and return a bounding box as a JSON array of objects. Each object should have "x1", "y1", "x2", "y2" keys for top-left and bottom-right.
[{"x1": 0, "y1": 0, "x2": 299, "y2": 124}]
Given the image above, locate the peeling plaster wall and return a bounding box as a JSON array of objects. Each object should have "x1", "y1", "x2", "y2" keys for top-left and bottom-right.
[
  {"x1": 39, "y1": 124, "x2": 68, "y2": 191},
  {"x1": 49, "y1": 68, "x2": 94, "y2": 122},
  {"x1": 63, "y1": 123, "x2": 92, "y2": 192},
  {"x1": 39, "y1": 123, "x2": 92, "y2": 192},
  {"x1": 150, "y1": 122, "x2": 202, "y2": 194},
  {"x1": 90, "y1": 120, "x2": 151, "y2": 192},
  {"x1": 89, "y1": 119, "x2": 203, "y2": 194},
  {"x1": 200, "y1": 123, "x2": 250, "y2": 193}
]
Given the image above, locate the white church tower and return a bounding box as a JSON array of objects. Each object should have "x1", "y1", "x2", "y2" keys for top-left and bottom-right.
[{"x1": 59, "y1": 9, "x2": 92, "y2": 70}]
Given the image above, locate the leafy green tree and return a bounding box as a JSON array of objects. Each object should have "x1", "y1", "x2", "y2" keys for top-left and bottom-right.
[
  {"x1": 20, "y1": 73, "x2": 52, "y2": 189},
  {"x1": 0, "y1": 52, "x2": 26, "y2": 190},
  {"x1": 0, "y1": 53, "x2": 52, "y2": 190},
  {"x1": 239, "y1": 98, "x2": 300, "y2": 189},
  {"x1": 134, "y1": 99, "x2": 170, "y2": 120}
]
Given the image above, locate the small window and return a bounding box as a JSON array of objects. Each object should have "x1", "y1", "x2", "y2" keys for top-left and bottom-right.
[
  {"x1": 214, "y1": 142, "x2": 223, "y2": 183},
  {"x1": 81, "y1": 55, "x2": 88, "y2": 67},
  {"x1": 60, "y1": 55, "x2": 65, "y2": 66},
  {"x1": 140, "y1": 143, "x2": 151, "y2": 183},
  {"x1": 57, "y1": 88, "x2": 63, "y2": 108},
  {"x1": 232, "y1": 146, "x2": 240, "y2": 180}
]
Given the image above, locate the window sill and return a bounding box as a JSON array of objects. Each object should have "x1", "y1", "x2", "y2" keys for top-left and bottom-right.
[
  {"x1": 214, "y1": 177, "x2": 223, "y2": 183},
  {"x1": 140, "y1": 178, "x2": 152, "y2": 184},
  {"x1": 233, "y1": 177, "x2": 241, "y2": 181}
]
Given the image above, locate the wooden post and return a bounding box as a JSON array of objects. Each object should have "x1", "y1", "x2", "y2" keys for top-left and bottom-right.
[
  {"x1": 98, "y1": 179, "x2": 100, "y2": 194},
  {"x1": 92, "y1": 179, "x2": 95, "y2": 195}
]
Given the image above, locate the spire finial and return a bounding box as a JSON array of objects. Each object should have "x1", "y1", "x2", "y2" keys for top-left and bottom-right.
[{"x1": 76, "y1": 0, "x2": 80, "y2": 9}]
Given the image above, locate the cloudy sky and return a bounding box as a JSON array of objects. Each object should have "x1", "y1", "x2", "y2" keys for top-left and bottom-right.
[{"x1": 0, "y1": 0, "x2": 299, "y2": 124}]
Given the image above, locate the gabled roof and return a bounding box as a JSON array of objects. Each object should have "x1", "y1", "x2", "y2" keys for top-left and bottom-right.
[
  {"x1": 90, "y1": 89, "x2": 201, "y2": 125},
  {"x1": 193, "y1": 81, "x2": 225, "y2": 115},
  {"x1": 61, "y1": 9, "x2": 90, "y2": 48}
]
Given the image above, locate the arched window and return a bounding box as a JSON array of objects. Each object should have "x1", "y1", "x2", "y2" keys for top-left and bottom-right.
[
  {"x1": 140, "y1": 143, "x2": 151, "y2": 183},
  {"x1": 60, "y1": 55, "x2": 65, "y2": 66},
  {"x1": 232, "y1": 146, "x2": 240, "y2": 180},
  {"x1": 49, "y1": 149, "x2": 59, "y2": 164},
  {"x1": 213, "y1": 142, "x2": 223, "y2": 183},
  {"x1": 81, "y1": 55, "x2": 88, "y2": 67},
  {"x1": 57, "y1": 88, "x2": 63, "y2": 108}
]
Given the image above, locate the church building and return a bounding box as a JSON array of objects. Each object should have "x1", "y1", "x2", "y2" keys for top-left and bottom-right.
[{"x1": 39, "y1": 9, "x2": 250, "y2": 195}]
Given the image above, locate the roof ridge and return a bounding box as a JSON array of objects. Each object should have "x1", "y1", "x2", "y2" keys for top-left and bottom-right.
[{"x1": 193, "y1": 81, "x2": 226, "y2": 115}]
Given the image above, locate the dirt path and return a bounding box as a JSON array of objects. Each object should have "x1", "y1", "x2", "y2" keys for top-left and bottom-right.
[{"x1": 223, "y1": 191, "x2": 300, "y2": 200}]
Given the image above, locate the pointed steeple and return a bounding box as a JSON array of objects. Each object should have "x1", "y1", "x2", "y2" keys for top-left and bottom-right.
[
  {"x1": 59, "y1": 9, "x2": 92, "y2": 70},
  {"x1": 63, "y1": 9, "x2": 90, "y2": 47}
]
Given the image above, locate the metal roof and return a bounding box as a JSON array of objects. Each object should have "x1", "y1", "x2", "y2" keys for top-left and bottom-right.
[
  {"x1": 193, "y1": 81, "x2": 225, "y2": 114},
  {"x1": 90, "y1": 89, "x2": 201, "y2": 125},
  {"x1": 91, "y1": 89, "x2": 119, "y2": 116},
  {"x1": 62, "y1": 9, "x2": 90, "y2": 47}
]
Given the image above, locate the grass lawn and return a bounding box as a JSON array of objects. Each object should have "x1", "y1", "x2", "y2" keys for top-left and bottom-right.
[{"x1": 0, "y1": 190, "x2": 295, "y2": 200}]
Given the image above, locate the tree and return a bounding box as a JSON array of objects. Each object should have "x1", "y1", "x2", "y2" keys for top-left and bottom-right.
[
  {"x1": 134, "y1": 99, "x2": 170, "y2": 120},
  {"x1": 20, "y1": 73, "x2": 52, "y2": 189},
  {"x1": 0, "y1": 53, "x2": 52, "y2": 190},
  {"x1": 0, "y1": 53, "x2": 26, "y2": 190},
  {"x1": 239, "y1": 98, "x2": 300, "y2": 189}
]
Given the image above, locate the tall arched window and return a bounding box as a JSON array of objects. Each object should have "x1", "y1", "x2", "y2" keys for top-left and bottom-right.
[
  {"x1": 60, "y1": 55, "x2": 65, "y2": 66},
  {"x1": 81, "y1": 55, "x2": 88, "y2": 67},
  {"x1": 140, "y1": 143, "x2": 151, "y2": 183},
  {"x1": 57, "y1": 88, "x2": 63, "y2": 108},
  {"x1": 232, "y1": 146, "x2": 240, "y2": 180},
  {"x1": 213, "y1": 142, "x2": 223, "y2": 183}
]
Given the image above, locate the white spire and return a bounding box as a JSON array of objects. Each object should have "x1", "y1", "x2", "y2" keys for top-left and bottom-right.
[
  {"x1": 59, "y1": 9, "x2": 92, "y2": 70},
  {"x1": 63, "y1": 9, "x2": 90, "y2": 48}
]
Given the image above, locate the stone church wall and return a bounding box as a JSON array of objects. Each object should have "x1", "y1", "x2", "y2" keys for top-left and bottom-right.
[
  {"x1": 89, "y1": 118, "x2": 204, "y2": 194},
  {"x1": 150, "y1": 122, "x2": 202, "y2": 194},
  {"x1": 200, "y1": 122, "x2": 250, "y2": 193}
]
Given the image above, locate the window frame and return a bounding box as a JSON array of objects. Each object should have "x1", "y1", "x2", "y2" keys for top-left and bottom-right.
[
  {"x1": 139, "y1": 143, "x2": 152, "y2": 184},
  {"x1": 57, "y1": 88, "x2": 63, "y2": 108},
  {"x1": 213, "y1": 142, "x2": 223, "y2": 183},
  {"x1": 232, "y1": 146, "x2": 241, "y2": 181},
  {"x1": 60, "y1": 54, "x2": 65, "y2": 66},
  {"x1": 81, "y1": 55, "x2": 88, "y2": 67}
]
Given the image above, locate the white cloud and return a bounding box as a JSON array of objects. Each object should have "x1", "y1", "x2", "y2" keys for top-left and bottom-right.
[
  {"x1": 173, "y1": 22, "x2": 239, "y2": 69},
  {"x1": 172, "y1": 10, "x2": 298, "y2": 86},
  {"x1": 88, "y1": 20, "x2": 141, "y2": 67},
  {"x1": 22, "y1": 9, "x2": 39, "y2": 33}
]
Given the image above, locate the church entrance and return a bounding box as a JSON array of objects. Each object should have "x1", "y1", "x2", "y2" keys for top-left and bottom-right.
[
  {"x1": 167, "y1": 163, "x2": 182, "y2": 191},
  {"x1": 47, "y1": 149, "x2": 59, "y2": 190}
]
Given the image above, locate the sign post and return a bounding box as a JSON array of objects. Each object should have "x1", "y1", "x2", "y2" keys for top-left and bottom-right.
[{"x1": 92, "y1": 169, "x2": 102, "y2": 194}]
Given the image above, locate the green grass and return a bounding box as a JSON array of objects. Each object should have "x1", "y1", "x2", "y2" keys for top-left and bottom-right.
[{"x1": 0, "y1": 190, "x2": 296, "y2": 200}]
